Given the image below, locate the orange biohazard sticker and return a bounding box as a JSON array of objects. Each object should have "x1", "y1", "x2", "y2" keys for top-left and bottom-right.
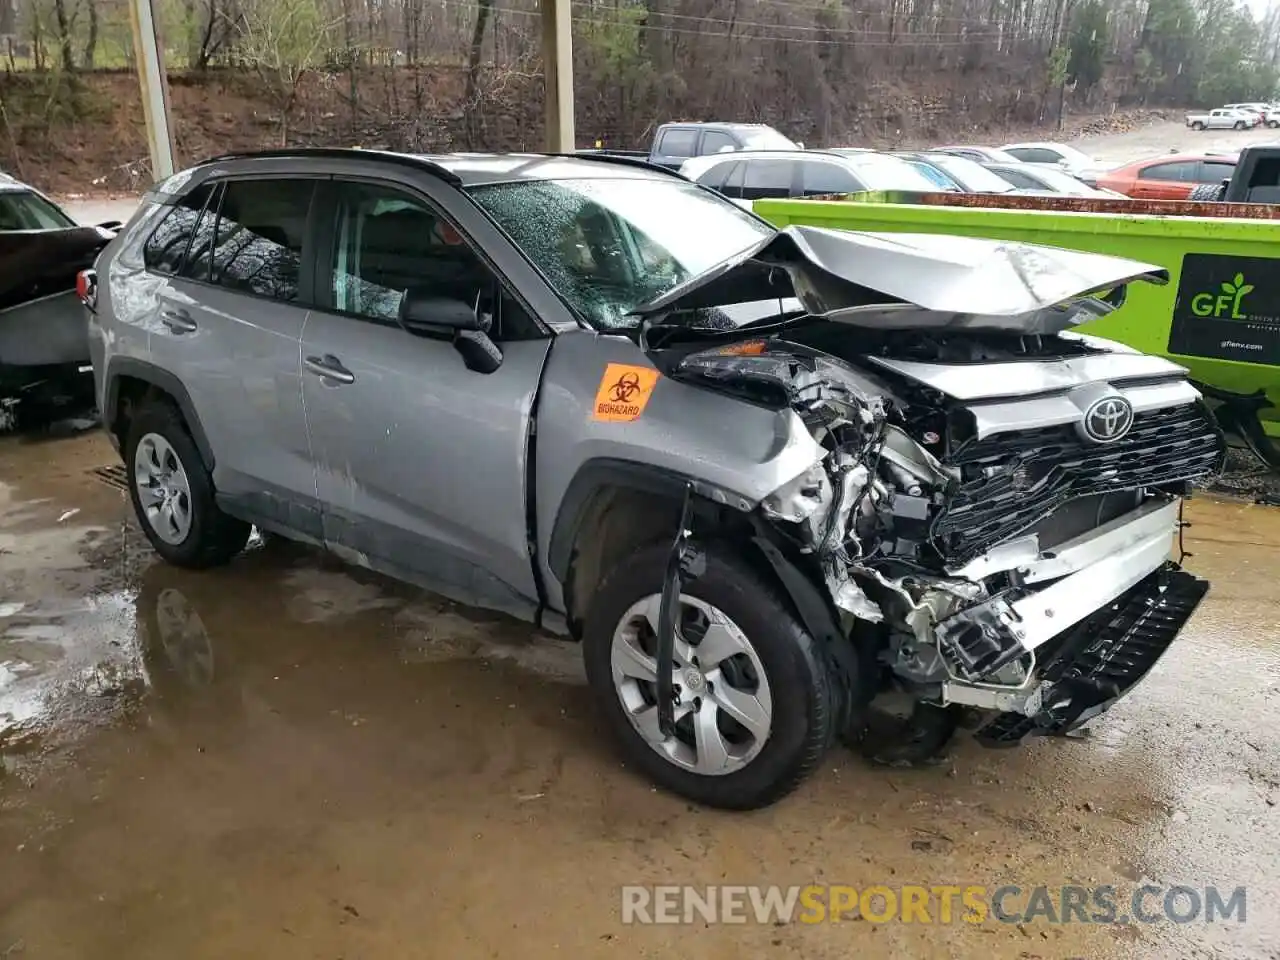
[{"x1": 592, "y1": 363, "x2": 660, "y2": 422}]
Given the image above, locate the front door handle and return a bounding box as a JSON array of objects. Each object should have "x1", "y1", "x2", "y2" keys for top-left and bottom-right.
[
  {"x1": 160, "y1": 308, "x2": 197, "y2": 333},
  {"x1": 305, "y1": 354, "x2": 355, "y2": 385}
]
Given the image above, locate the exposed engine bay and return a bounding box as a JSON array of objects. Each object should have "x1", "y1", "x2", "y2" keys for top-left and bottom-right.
[{"x1": 635, "y1": 225, "x2": 1224, "y2": 753}]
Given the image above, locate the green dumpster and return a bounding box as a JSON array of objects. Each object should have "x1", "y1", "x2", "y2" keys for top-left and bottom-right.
[{"x1": 754, "y1": 195, "x2": 1280, "y2": 445}]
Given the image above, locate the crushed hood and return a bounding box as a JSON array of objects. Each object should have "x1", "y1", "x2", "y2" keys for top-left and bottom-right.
[{"x1": 631, "y1": 225, "x2": 1168, "y2": 327}]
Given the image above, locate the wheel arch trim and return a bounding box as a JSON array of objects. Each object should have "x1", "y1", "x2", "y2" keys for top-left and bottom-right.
[{"x1": 104, "y1": 357, "x2": 215, "y2": 471}]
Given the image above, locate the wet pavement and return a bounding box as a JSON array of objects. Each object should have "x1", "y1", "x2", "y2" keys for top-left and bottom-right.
[{"x1": 0, "y1": 428, "x2": 1277, "y2": 960}]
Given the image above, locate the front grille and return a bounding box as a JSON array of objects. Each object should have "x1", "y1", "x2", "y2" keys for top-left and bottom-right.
[
  {"x1": 933, "y1": 402, "x2": 1223, "y2": 564},
  {"x1": 976, "y1": 564, "x2": 1208, "y2": 746}
]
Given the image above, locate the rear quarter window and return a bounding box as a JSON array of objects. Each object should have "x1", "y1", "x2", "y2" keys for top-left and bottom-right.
[{"x1": 143, "y1": 183, "x2": 215, "y2": 275}]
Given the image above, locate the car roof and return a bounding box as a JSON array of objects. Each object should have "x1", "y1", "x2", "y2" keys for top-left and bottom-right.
[
  {"x1": 662, "y1": 121, "x2": 778, "y2": 130},
  {"x1": 1000, "y1": 141, "x2": 1069, "y2": 150},
  {"x1": 898, "y1": 151, "x2": 965, "y2": 161},
  {"x1": 1112, "y1": 152, "x2": 1237, "y2": 173},
  {"x1": 686, "y1": 149, "x2": 885, "y2": 164},
  {"x1": 423, "y1": 152, "x2": 683, "y2": 186},
  {"x1": 197, "y1": 149, "x2": 687, "y2": 188}
]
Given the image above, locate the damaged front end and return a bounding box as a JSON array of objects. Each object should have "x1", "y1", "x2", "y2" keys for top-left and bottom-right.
[{"x1": 637, "y1": 226, "x2": 1222, "y2": 752}]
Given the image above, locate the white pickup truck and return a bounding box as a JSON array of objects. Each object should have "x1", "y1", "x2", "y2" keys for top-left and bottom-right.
[{"x1": 1186, "y1": 108, "x2": 1257, "y2": 130}]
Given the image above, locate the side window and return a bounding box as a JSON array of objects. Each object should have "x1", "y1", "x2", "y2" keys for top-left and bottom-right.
[
  {"x1": 695, "y1": 159, "x2": 735, "y2": 191},
  {"x1": 741, "y1": 160, "x2": 794, "y2": 199},
  {"x1": 657, "y1": 128, "x2": 698, "y2": 158},
  {"x1": 1009, "y1": 147, "x2": 1060, "y2": 164},
  {"x1": 801, "y1": 160, "x2": 861, "y2": 195},
  {"x1": 995, "y1": 167, "x2": 1040, "y2": 190},
  {"x1": 1139, "y1": 162, "x2": 1193, "y2": 181},
  {"x1": 1199, "y1": 161, "x2": 1235, "y2": 183},
  {"x1": 327, "y1": 181, "x2": 540, "y2": 340},
  {"x1": 208, "y1": 179, "x2": 314, "y2": 302},
  {"x1": 700, "y1": 130, "x2": 737, "y2": 155},
  {"x1": 143, "y1": 182, "x2": 215, "y2": 275}
]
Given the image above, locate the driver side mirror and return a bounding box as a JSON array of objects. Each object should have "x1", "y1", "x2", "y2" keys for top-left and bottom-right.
[
  {"x1": 399, "y1": 288, "x2": 503, "y2": 374},
  {"x1": 97, "y1": 220, "x2": 123, "y2": 231}
]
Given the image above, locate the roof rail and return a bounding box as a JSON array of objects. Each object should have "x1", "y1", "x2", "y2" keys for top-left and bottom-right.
[
  {"x1": 552, "y1": 151, "x2": 688, "y2": 179},
  {"x1": 195, "y1": 147, "x2": 463, "y2": 185}
]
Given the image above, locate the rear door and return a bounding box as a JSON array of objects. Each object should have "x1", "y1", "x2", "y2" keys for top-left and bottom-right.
[
  {"x1": 142, "y1": 176, "x2": 321, "y2": 535},
  {"x1": 699, "y1": 129, "x2": 739, "y2": 157},
  {"x1": 299, "y1": 176, "x2": 551, "y2": 614},
  {"x1": 1132, "y1": 160, "x2": 1196, "y2": 199}
]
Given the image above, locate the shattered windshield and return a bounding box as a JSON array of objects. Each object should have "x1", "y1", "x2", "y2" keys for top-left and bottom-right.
[{"x1": 470, "y1": 177, "x2": 775, "y2": 329}]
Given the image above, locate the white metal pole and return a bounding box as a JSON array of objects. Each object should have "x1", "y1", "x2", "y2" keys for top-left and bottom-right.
[
  {"x1": 541, "y1": 0, "x2": 575, "y2": 153},
  {"x1": 128, "y1": 0, "x2": 176, "y2": 181}
]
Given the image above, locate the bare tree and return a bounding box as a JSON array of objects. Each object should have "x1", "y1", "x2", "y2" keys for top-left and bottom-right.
[{"x1": 226, "y1": 0, "x2": 338, "y2": 144}]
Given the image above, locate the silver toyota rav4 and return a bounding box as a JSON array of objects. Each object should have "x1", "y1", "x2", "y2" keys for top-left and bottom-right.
[{"x1": 82, "y1": 150, "x2": 1224, "y2": 809}]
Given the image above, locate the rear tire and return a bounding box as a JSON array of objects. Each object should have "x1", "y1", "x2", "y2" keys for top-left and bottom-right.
[
  {"x1": 1192, "y1": 121, "x2": 1205, "y2": 130},
  {"x1": 1270, "y1": 120, "x2": 1280, "y2": 128},
  {"x1": 1188, "y1": 182, "x2": 1227, "y2": 202},
  {"x1": 582, "y1": 543, "x2": 837, "y2": 809},
  {"x1": 125, "y1": 400, "x2": 250, "y2": 569}
]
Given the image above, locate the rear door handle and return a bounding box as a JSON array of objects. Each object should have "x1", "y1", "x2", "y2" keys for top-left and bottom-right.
[
  {"x1": 305, "y1": 354, "x2": 355, "y2": 385},
  {"x1": 160, "y1": 308, "x2": 197, "y2": 333}
]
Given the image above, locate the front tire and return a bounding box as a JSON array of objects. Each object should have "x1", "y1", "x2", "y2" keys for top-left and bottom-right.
[
  {"x1": 582, "y1": 543, "x2": 837, "y2": 809},
  {"x1": 1235, "y1": 121, "x2": 1246, "y2": 129},
  {"x1": 125, "y1": 400, "x2": 250, "y2": 568}
]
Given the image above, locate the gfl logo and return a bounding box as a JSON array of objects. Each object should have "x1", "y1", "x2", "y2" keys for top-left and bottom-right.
[{"x1": 1192, "y1": 273, "x2": 1254, "y2": 319}]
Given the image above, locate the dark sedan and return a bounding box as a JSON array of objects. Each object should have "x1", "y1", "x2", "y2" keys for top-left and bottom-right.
[{"x1": 0, "y1": 175, "x2": 118, "y2": 422}]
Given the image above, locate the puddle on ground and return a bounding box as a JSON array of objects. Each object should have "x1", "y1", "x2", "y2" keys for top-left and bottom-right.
[{"x1": 0, "y1": 432, "x2": 1276, "y2": 959}]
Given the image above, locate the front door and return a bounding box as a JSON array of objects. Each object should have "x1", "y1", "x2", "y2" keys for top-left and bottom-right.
[{"x1": 299, "y1": 179, "x2": 551, "y2": 616}]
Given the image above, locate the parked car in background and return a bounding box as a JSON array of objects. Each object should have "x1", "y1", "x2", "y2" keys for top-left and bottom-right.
[
  {"x1": 590, "y1": 122, "x2": 800, "y2": 172},
  {"x1": 1183, "y1": 144, "x2": 1280, "y2": 202},
  {"x1": 1222, "y1": 104, "x2": 1267, "y2": 126},
  {"x1": 983, "y1": 163, "x2": 1128, "y2": 198},
  {"x1": 932, "y1": 145, "x2": 1023, "y2": 164},
  {"x1": 0, "y1": 175, "x2": 119, "y2": 425},
  {"x1": 682, "y1": 149, "x2": 946, "y2": 204},
  {"x1": 1096, "y1": 152, "x2": 1238, "y2": 200},
  {"x1": 892, "y1": 151, "x2": 1023, "y2": 194},
  {"x1": 1186, "y1": 108, "x2": 1257, "y2": 130},
  {"x1": 998, "y1": 142, "x2": 1108, "y2": 183}
]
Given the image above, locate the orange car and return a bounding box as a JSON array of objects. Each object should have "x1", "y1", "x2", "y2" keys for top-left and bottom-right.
[{"x1": 1096, "y1": 152, "x2": 1238, "y2": 200}]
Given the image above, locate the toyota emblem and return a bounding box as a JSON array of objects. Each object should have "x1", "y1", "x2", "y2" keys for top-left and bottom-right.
[{"x1": 1082, "y1": 396, "x2": 1135, "y2": 443}]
